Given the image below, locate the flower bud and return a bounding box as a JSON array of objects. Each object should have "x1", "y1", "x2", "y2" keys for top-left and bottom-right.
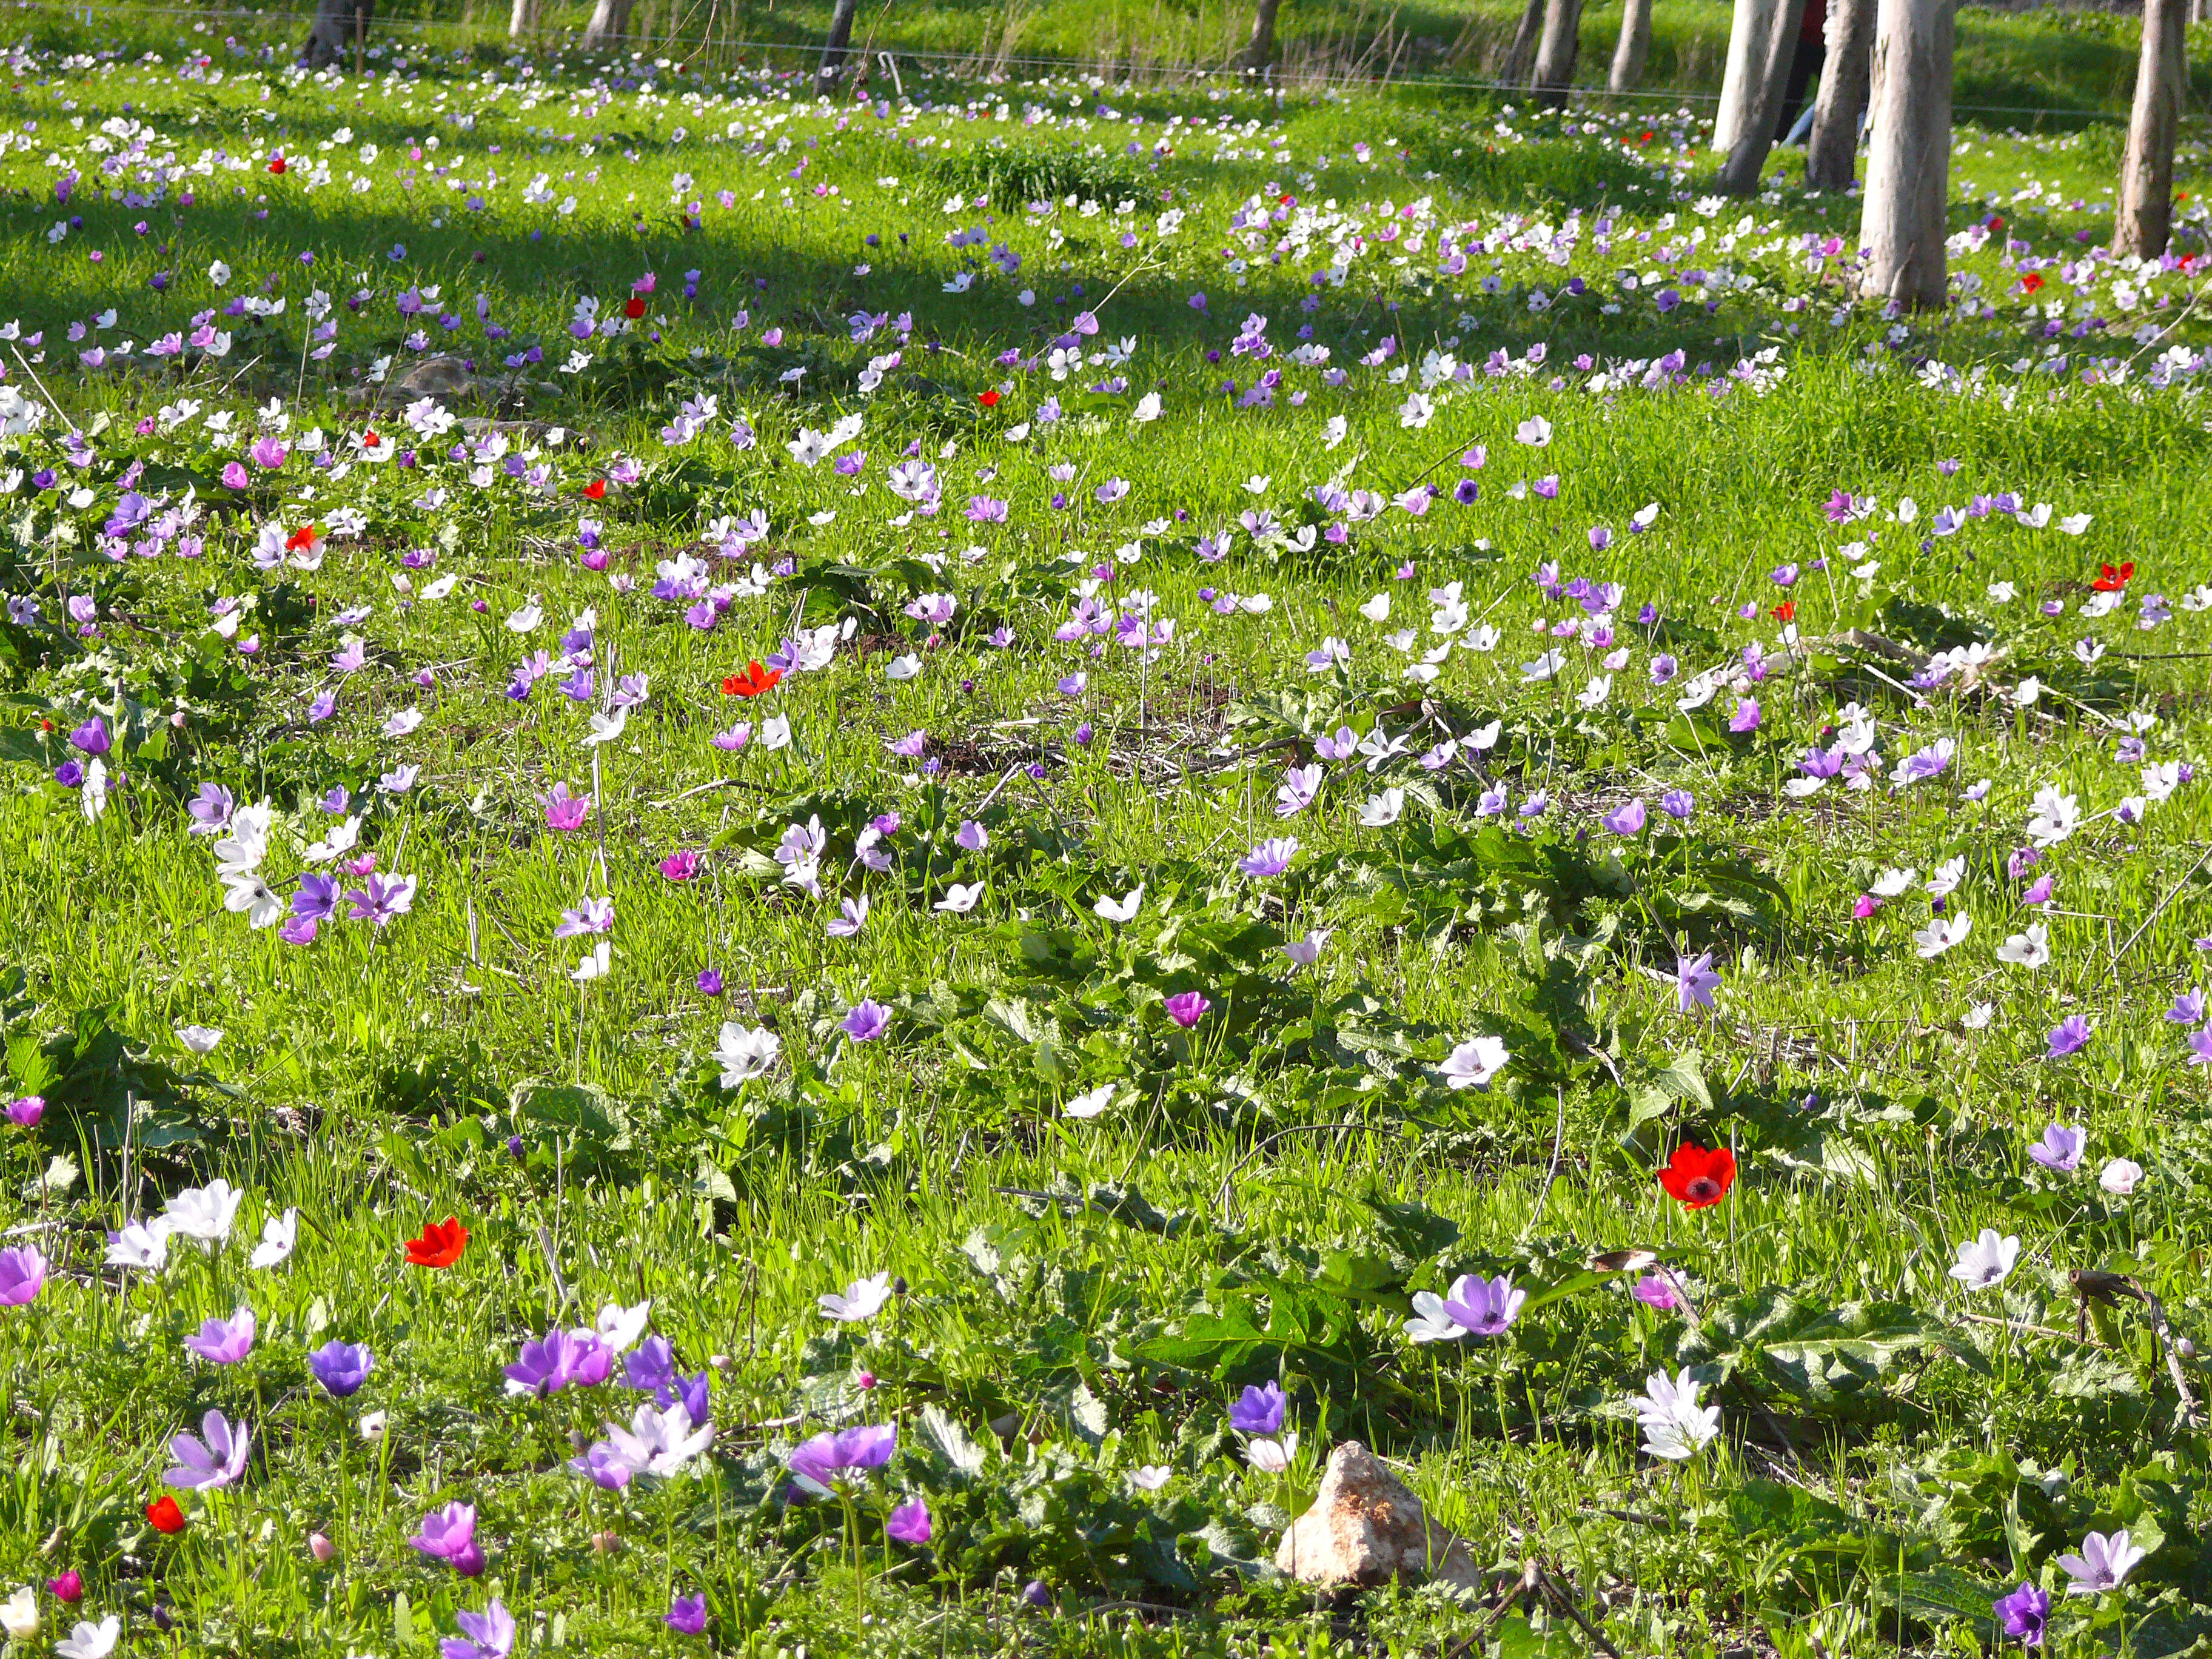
[{"x1": 309, "y1": 1533, "x2": 336, "y2": 1563}]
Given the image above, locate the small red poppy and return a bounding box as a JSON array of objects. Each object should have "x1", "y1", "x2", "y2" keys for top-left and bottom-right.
[
  {"x1": 722, "y1": 660, "x2": 782, "y2": 697},
  {"x1": 977, "y1": 389, "x2": 1000, "y2": 407},
  {"x1": 1772, "y1": 600, "x2": 1795, "y2": 623},
  {"x1": 285, "y1": 524, "x2": 319, "y2": 551},
  {"x1": 361, "y1": 430, "x2": 383, "y2": 449},
  {"x1": 403, "y1": 1216, "x2": 469, "y2": 1269},
  {"x1": 147, "y1": 1496, "x2": 187, "y2": 1534},
  {"x1": 623, "y1": 295, "x2": 648, "y2": 320},
  {"x1": 583, "y1": 478, "x2": 606, "y2": 500},
  {"x1": 1277, "y1": 193, "x2": 1293, "y2": 205},
  {"x1": 267, "y1": 154, "x2": 287, "y2": 175},
  {"x1": 2091, "y1": 561, "x2": 2136, "y2": 593},
  {"x1": 1657, "y1": 1144, "x2": 1736, "y2": 1209},
  {"x1": 2020, "y1": 272, "x2": 2045, "y2": 294},
  {"x1": 1638, "y1": 130, "x2": 1654, "y2": 144}
]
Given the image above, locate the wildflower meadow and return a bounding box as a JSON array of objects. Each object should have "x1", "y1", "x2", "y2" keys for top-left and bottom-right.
[{"x1": 3, "y1": 4, "x2": 2212, "y2": 1654}]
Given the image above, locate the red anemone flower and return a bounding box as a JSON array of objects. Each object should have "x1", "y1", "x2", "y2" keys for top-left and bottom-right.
[
  {"x1": 1657, "y1": 1144, "x2": 1736, "y2": 1209},
  {"x1": 623, "y1": 295, "x2": 648, "y2": 320},
  {"x1": 286, "y1": 524, "x2": 319, "y2": 552},
  {"x1": 404, "y1": 1216, "x2": 469, "y2": 1269},
  {"x1": 2091, "y1": 562, "x2": 2135, "y2": 592},
  {"x1": 267, "y1": 154, "x2": 287, "y2": 175},
  {"x1": 1772, "y1": 600, "x2": 1795, "y2": 623},
  {"x1": 722, "y1": 660, "x2": 782, "y2": 697},
  {"x1": 147, "y1": 1496, "x2": 187, "y2": 1534},
  {"x1": 2020, "y1": 272, "x2": 2045, "y2": 294},
  {"x1": 977, "y1": 389, "x2": 1000, "y2": 407},
  {"x1": 583, "y1": 478, "x2": 606, "y2": 500}
]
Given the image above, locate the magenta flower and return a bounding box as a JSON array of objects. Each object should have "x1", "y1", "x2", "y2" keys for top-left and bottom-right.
[
  {"x1": 660, "y1": 850, "x2": 700, "y2": 881},
  {"x1": 1632, "y1": 1273, "x2": 1680, "y2": 1312},
  {"x1": 183, "y1": 1305, "x2": 255, "y2": 1362},
  {"x1": 542, "y1": 784, "x2": 591, "y2": 832},
  {"x1": 2028, "y1": 1123, "x2": 2086, "y2": 1172},
  {"x1": 410, "y1": 1501, "x2": 485, "y2": 1577},
  {"x1": 665, "y1": 1595, "x2": 708, "y2": 1635},
  {"x1": 344, "y1": 872, "x2": 418, "y2": 927},
  {"x1": 4, "y1": 1094, "x2": 43, "y2": 1128},
  {"x1": 0, "y1": 1245, "x2": 47, "y2": 1307},
  {"x1": 886, "y1": 1496, "x2": 931, "y2": 1544},
  {"x1": 1163, "y1": 991, "x2": 1211, "y2": 1029},
  {"x1": 1728, "y1": 698, "x2": 1762, "y2": 734},
  {"x1": 250, "y1": 434, "x2": 288, "y2": 469},
  {"x1": 220, "y1": 460, "x2": 251, "y2": 489},
  {"x1": 441, "y1": 1597, "x2": 515, "y2": 1659}
]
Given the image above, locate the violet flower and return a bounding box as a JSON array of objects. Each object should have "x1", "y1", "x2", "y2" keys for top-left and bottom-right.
[
  {"x1": 1228, "y1": 1381, "x2": 1285, "y2": 1435},
  {"x1": 1992, "y1": 1581, "x2": 2048, "y2": 1647},
  {"x1": 165, "y1": 1409, "x2": 251, "y2": 1490},
  {"x1": 308, "y1": 1339, "x2": 376, "y2": 1398},
  {"x1": 0, "y1": 1245, "x2": 47, "y2": 1307},
  {"x1": 787, "y1": 1424, "x2": 897, "y2": 1495},
  {"x1": 2026, "y1": 1122, "x2": 2086, "y2": 1173},
  {"x1": 183, "y1": 1306, "x2": 256, "y2": 1364},
  {"x1": 503, "y1": 1329, "x2": 611, "y2": 1396}
]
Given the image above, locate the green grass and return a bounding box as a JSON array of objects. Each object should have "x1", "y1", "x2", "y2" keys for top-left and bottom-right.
[{"x1": 1, "y1": 13, "x2": 2212, "y2": 1658}]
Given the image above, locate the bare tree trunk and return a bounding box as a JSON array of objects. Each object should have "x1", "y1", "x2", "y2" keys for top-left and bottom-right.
[
  {"x1": 1717, "y1": 0, "x2": 1801, "y2": 191},
  {"x1": 1805, "y1": 0, "x2": 1874, "y2": 190},
  {"x1": 1500, "y1": 0, "x2": 1546, "y2": 87},
  {"x1": 2114, "y1": 0, "x2": 2187, "y2": 257},
  {"x1": 580, "y1": 0, "x2": 633, "y2": 49},
  {"x1": 814, "y1": 0, "x2": 862, "y2": 94},
  {"x1": 1857, "y1": 0, "x2": 1953, "y2": 310},
  {"x1": 508, "y1": 0, "x2": 536, "y2": 39},
  {"x1": 1241, "y1": 0, "x2": 1284, "y2": 69},
  {"x1": 1610, "y1": 0, "x2": 1653, "y2": 91},
  {"x1": 1532, "y1": 0, "x2": 1583, "y2": 106},
  {"x1": 301, "y1": 0, "x2": 369, "y2": 67},
  {"x1": 1714, "y1": 0, "x2": 1784, "y2": 151}
]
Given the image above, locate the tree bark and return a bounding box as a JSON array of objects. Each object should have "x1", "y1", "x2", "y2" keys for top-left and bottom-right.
[
  {"x1": 580, "y1": 0, "x2": 634, "y2": 50},
  {"x1": 508, "y1": 0, "x2": 536, "y2": 40},
  {"x1": 2114, "y1": 0, "x2": 2187, "y2": 257},
  {"x1": 1531, "y1": 0, "x2": 1583, "y2": 106},
  {"x1": 1856, "y1": 0, "x2": 1954, "y2": 310},
  {"x1": 1609, "y1": 0, "x2": 1653, "y2": 91},
  {"x1": 814, "y1": 0, "x2": 863, "y2": 95},
  {"x1": 1716, "y1": 0, "x2": 1801, "y2": 192},
  {"x1": 1241, "y1": 0, "x2": 1284, "y2": 69},
  {"x1": 1805, "y1": 0, "x2": 1873, "y2": 191},
  {"x1": 1500, "y1": 0, "x2": 1546, "y2": 87},
  {"x1": 1714, "y1": 0, "x2": 1784, "y2": 152},
  {"x1": 300, "y1": 0, "x2": 370, "y2": 68}
]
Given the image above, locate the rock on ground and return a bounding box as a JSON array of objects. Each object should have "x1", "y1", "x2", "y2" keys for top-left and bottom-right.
[{"x1": 1274, "y1": 1441, "x2": 1483, "y2": 1590}]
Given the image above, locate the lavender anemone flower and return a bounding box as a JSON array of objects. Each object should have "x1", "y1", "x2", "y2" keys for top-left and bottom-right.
[
  {"x1": 1601, "y1": 799, "x2": 1647, "y2": 836},
  {"x1": 1441, "y1": 1273, "x2": 1526, "y2": 1337},
  {"x1": 165, "y1": 1409, "x2": 252, "y2": 1490},
  {"x1": 665, "y1": 1595, "x2": 709, "y2": 1635},
  {"x1": 787, "y1": 1424, "x2": 897, "y2": 1495},
  {"x1": 308, "y1": 1339, "x2": 376, "y2": 1398},
  {"x1": 1236, "y1": 837, "x2": 1299, "y2": 878},
  {"x1": 440, "y1": 1597, "x2": 515, "y2": 1659},
  {"x1": 2057, "y1": 1529, "x2": 2145, "y2": 1595},
  {"x1": 2027, "y1": 1122, "x2": 2086, "y2": 1173},
  {"x1": 842, "y1": 1000, "x2": 891, "y2": 1042},
  {"x1": 183, "y1": 1306, "x2": 256, "y2": 1364},
  {"x1": 187, "y1": 782, "x2": 234, "y2": 835},
  {"x1": 2046, "y1": 1016, "x2": 2093, "y2": 1060},
  {"x1": 542, "y1": 783, "x2": 591, "y2": 832},
  {"x1": 503, "y1": 1329, "x2": 612, "y2": 1396},
  {"x1": 1228, "y1": 1381, "x2": 1285, "y2": 1435},
  {"x1": 1674, "y1": 952, "x2": 1721, "y2": 1013}
]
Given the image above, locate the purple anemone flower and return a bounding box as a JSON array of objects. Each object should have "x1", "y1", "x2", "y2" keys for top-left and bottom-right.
[
  {"x1": 503, "y1": 1329, "x2": 612, "y2": 1396},
  {"x1": 308, "y1": 1339, "x2": 376, "y2": 1398},
  {"x1": 184, "y1": 1306, "x2": 256, "y2": 1364},
  {"x1": 1228, "y1": 1381, "x2": 1285, "y2": 1435},
  {"x1": 787, "y1": 1424, "x2": 897, "y2": 1494},
  {"x1": 1993, "y1": 1581, "x2": 2049, "y2": 1647},
  {"x1": 2027, "y1": 1122, "x2": 2086, "y2": 1173}
]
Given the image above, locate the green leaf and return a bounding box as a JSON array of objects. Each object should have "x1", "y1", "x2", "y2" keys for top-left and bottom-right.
[{"x1": 1864, "y1": 1565, "x2": 2002, "y2": 1640}]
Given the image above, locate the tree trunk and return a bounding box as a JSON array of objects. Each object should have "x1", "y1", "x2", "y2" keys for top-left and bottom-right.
[
  {"x1": 1714, "y1": 0, "x2": 1784, "y2": 152},
  {"x1": 1241, "y1": 0, "x2": 1284, "y2": 69},
  {"x1": 1500, "y1": 0, "x2": 1546, "y2": 87},
  {"x1": 1531, "y1": 0, "x2": 1583, "y2": 106},
  {"x1": 508, "y1": 0, "x2": 536, "y2": 39},
  {"x1": 814, "y1": 0, "x2": 862, "y2": 95},
  {"x1": 1609, "y1": 0, "x2": 1653, "y2": 91},
  {"x1": 1856, "y1": 0, "x2": 1954, "y2": 310},
  {"x1": 2114, "y1": 0, "x2": 2187, "y2": 257},
  {"x1": 1716, "y1": 0, "x2": 1801, "y2": 192},
  {"x1": 580, "y1": 0, "x2": 634, "y2": 50},
  {"x1": 1805, "y1": 0, "x2": 1873, "y2": 191},
  {"x1": 300, "y1": 0, "x2": 369, "y2": 67}
]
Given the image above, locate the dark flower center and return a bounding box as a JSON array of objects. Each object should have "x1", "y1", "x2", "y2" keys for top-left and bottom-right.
[{"x1": 1686, "y1": 1176, "x2": 1723, "y2": 1202}]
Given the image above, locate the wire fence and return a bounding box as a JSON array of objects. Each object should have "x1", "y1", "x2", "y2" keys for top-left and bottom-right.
[{"x1": 18, "y1": 0, "x2": 2155, "y2": 123}]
